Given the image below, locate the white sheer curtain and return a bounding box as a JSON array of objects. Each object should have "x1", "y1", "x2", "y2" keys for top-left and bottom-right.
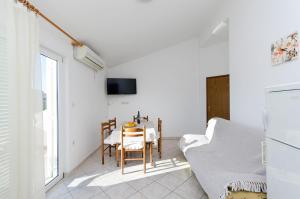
[{"x1": 0, "y1": 0, "x2": 45, "y2": 198}]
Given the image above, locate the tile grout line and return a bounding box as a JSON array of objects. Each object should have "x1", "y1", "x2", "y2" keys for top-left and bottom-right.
[
  {"x1": 168, "y1": 175, "x2": 194, "y2": 198},
  {"x1": 162, "y1": 191, "x2": 184, "y2": 199},
  {"x1": 149, "y1": 178, "x2": 174, "y2": 198},
  {"x1": 136, "y1": 177, "x2": 171, "y2": 199},
  {"x1": 155, "y1": 173, "x2": 193, "y2": 192},
  {"x1": 98, "y1": 185, "x2": 112, "y2": 199}
]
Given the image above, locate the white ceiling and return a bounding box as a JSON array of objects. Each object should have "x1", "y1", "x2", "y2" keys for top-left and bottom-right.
[
  {"x1": 32, "y1": 0, "x2": 220, "y2": 66},
  {"x1": 201, "y1": 22, "x2": 229, "y2": 47}
]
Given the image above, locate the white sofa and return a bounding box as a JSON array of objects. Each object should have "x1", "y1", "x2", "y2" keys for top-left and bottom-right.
[{"x1": 180, "y1": 118, "x2": 267, "y2": 199}]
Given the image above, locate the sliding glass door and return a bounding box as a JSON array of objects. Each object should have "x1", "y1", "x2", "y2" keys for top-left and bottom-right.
[{"x1": 40, "y1": 49, "x2": 63, "y2": 190}]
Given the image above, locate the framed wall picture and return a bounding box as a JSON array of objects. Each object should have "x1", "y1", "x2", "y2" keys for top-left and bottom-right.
[{"x1": 271, "y1": 32, "x2": 299, "y2": 66}]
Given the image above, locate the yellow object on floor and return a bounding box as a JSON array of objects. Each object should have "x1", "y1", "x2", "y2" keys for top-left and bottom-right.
[{"x1": 226, "y1": 191, "x2": 267, "y2": 199}]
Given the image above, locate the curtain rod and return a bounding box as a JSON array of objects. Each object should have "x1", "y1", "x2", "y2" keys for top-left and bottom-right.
[{"x1": 18, "y1": 0, "x2": 83, "y2": 47}]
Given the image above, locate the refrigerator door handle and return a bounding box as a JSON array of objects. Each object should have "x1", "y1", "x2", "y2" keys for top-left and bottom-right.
[
  {"x1": 262, "y1": 109, "x2": 269, "y2": 132},
  {"x1": 261, "y1": 140, "x2": 267, "y2": 166}
]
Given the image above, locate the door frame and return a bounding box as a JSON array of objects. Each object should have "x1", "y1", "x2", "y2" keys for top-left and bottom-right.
[
  {"x1": 40, "y1": 47, "x2": 64, "y2": 191},
  {"x1": 206, "y1": 74, "x2": 230, "y2": 123}
]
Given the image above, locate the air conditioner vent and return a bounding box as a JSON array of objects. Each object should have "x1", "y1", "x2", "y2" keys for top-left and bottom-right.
[{"x1": 73, "y1": 45, "x2": 105, "y2": 71}]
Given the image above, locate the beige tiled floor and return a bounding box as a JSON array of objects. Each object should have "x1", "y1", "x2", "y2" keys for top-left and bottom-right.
[{"x1": 47, "y1": 140, "x2": 208, "y2": 199}]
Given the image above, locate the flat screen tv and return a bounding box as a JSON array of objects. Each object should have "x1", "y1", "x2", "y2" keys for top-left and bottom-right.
[{"x1": 107, "y1": 78, "x2": 137, "y2": 95}]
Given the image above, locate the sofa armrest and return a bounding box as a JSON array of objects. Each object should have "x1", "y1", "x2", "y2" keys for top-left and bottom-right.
[{"x1": 179, "y1": 134, "x2": 209, "y2": 154}]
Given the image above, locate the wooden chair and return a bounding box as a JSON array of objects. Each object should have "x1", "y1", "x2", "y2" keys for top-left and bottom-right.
[
  {"x1": 158, "y1": 118, "x2": 162, "y2": 159},
  {"x1": 109, "y1": 117, "x2": 117, "y2": 132},
  {"x1": 100, "y1": 121, "x2": 117, "y2": 164},
  {"x1": 133, "y1": 115, "x2": 149, "y2": 122},
  {"x1": 117, "y1": 126, "x2": 147, "y2": 174}
]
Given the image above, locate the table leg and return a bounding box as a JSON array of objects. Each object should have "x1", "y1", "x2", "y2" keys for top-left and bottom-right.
[
  {"x1": 101, "y1": 144, "x2": 104, "y2": 165},
  {"x1": 109, "y1": 145, "x2": 112, "y2": 157},
  {"x1": 115, "y1": 144, "x2": 119, "y2": 167}
]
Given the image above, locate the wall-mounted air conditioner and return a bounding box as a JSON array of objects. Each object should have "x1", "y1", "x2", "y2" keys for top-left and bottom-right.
[{"x1": 73, "y1": 45, "x2": 105, "y2": 71}]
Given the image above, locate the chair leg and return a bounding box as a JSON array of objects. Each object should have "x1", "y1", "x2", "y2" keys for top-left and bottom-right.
[
  {"x1": 101, "y1": 144, "x2": 104, "y2": 165},
  {"x1": 150, "y1": 142, "x2": 153, "y2": 167},
  {"x1": 143, "y1": 148, "x2": 146, "y2": 174},
  {"x1": 115, "y1": 144, "x2": 119, "y2": 167},
  {"x1": 109, "y1": 145, "x2": 112, "y2": 157},
  {"x1": 124, "y1": 152, "x2": 127, "y2": 165},
  {"x1": 121, "y1": 148, "x2": 124, "y2": 174},
  {"x1": 159, "y1": 139, "x2": 162, "y2": 159},
  {"x1": 124, "y1": 150, "x2": 126, "y2": 165}
]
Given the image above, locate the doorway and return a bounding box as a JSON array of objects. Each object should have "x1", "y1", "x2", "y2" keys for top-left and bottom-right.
[
  {"x1": 40, "y1": 49, "x2": 63, "y2": 190},
  {"x1": 206, "y1": 74, "x2": 230, "y2": 122}
]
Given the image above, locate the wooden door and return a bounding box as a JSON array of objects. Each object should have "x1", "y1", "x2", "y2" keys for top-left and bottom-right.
[{"x1": 206, "y1": 75, "x2": 230, "y2": 122}]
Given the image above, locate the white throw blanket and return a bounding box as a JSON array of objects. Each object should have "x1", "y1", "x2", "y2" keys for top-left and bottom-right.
[{"x1": 180, "y1": 118, "x2": 267, "y2": 199}]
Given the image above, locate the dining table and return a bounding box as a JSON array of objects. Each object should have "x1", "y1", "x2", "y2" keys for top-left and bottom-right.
[{"x1": 109, "y1": 120, "x2": 158, "y2": 166}]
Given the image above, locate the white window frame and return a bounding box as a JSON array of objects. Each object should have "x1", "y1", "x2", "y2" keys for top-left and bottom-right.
[{"x1": 40, "y1": 47, "x2": 64, "y2": 191}]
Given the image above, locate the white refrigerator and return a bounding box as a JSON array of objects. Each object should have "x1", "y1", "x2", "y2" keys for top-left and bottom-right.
[{"x1": 265, "y1": 83, "x2": 300, "y2": 199}]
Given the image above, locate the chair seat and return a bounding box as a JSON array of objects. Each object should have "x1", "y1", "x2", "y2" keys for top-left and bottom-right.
[
  {"x1": 118, "y1": 141, "x2": 144, "y2": 150},
  {"x1": 104, "y1": 131, "x2": 119, "y2": 145}
]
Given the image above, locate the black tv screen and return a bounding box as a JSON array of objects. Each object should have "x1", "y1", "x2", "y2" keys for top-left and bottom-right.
[{"x1": 107, "y1": 78, "x2": 137, "y2": 95}]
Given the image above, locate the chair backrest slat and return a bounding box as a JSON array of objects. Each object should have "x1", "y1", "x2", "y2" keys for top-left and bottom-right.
[
  {"x1": 109, "y1": 117, "x2": 117, "y2": 130},
  {"x1": 121, "y1": 126, "x2": 146, "y2": 146},
  {"x1": 101, "y1": 122, "x2": 111, "y2": 142},
  {"x1": 102, "y1": 122, "x2": 110, "y2": 131},
  {"x1": 122, "y1": 133, "x2": 144, "y2": 137}
]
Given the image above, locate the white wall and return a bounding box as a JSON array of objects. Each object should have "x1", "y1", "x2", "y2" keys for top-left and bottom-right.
[
  {"x1": 108, "y1": 39, "x2": 229, "y2": 137},
  {"x1": 39, "y1": 24, "x2": 108, "y2": 173},
  {"x1": 36, "y1": 0, "x2": 300, "y2": 173},
  {"x1": 199, "y1": 41, "x2": 229, "y2": 130},
  {"x1": 204, "y1": 0, "x2": 300, "y2": 130},
  {"x1": 38, "y1": 20, "x2": 228, "y2": 173}
]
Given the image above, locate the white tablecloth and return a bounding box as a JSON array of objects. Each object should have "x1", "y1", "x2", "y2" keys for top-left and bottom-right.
[{"x1": 109, "y1": 121, "x2": 158, "y2": 144}]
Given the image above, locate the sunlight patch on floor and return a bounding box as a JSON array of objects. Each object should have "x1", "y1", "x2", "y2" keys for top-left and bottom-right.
[
  {"x1": 67, "y1": 175, "x2": 96, "y2": 188},
  {"x1": 65, "y1": 158, "x2": 190, "y2": 189},
  {"x1": 91, "y1": 158, "x2": 190, "y2": 188}
]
